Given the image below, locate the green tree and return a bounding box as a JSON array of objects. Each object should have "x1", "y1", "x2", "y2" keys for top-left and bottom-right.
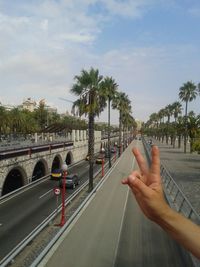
[
  {"x1": 100, "y1": 76, "x2": 118, "y2": 168},
  {"x1": 71, "y1": 68, "x2": 106, "y2": 191},
  {"x1": 187, "y1": 111, "x2": 200, "y2": 153},
  {"x1": 33, "y1": 102, "x2": 48, "y2": 130},
  {"x1": 179, "y1": 81, "x2": 198, "y2": 153},
  {"x1": 0, "y1": 106, "x2": 8, "y2": 136},
  {"x1": 112, "y1": 91, "x2": 131, "y2": 155},
  {"x1": 172, "y1": 101, "x2": 182, "y2": 123}
]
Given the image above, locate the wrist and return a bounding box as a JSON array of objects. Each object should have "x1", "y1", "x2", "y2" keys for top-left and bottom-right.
[{"x1": 153, "y1": 203, "x2": 174, "y2": 225}]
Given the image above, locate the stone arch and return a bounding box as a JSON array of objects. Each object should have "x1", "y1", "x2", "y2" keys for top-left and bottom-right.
[
  {"x1": 32, "y1": 159, "x2": 48, "y2": 181},
  {"x1": 51, "y1": 154, "x2": 62, "y2": 172},
  {"x1": 2, "y1": 166, "x2": 27, "y2": 196},
  {"x1": 65, "y1": 151, "x2": 73, "y2": 165}
]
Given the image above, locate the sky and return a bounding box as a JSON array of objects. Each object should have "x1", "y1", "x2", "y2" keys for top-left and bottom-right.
[{"x1": 0, "y1": 0, "x2": 200, "y2": 124}]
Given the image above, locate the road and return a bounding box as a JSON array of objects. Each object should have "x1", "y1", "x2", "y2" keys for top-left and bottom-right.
[
  {"x1": 39, "y1": 141, "x2": 193, "y2": 267},
  {"x1": 0, "y1": 156, "x2": 108, "y2": 261}
]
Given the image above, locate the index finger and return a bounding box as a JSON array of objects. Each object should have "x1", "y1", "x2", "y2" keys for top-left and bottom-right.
[
  {"x1": 150, "y1": 145, "x2": 160, "y2": 175},
  {"x1": 132, "y1": 147, "x2": 149, "y2": 176}
]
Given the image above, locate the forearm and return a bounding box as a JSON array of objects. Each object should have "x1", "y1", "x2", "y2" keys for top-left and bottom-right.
[{"x1": 156, "y1": 207, "x2": 200, "y2": 259}]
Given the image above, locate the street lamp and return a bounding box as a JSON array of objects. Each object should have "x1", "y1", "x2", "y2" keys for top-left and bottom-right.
[
  {"x1": 60, "y1": 163, "x2": 68, "y2": 226},
  {"x1": 114, "y1": 142, "x2": 117, "y2": 161}
]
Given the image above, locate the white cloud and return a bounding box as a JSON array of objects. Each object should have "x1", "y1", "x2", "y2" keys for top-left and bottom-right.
[
  {"x1": 0, "y1": 0, "x2": 200, "y2": 123},
  {"x1": 40, "y1": 19, "x2": 48, "y2": 31}
]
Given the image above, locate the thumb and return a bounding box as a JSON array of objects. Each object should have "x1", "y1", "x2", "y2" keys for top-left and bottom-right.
[{"x1": 127, "y1": 174, "x2": 151, "y2": 197}]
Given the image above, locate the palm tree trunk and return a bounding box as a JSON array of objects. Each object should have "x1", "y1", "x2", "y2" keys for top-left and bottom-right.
[
  {"x1": 178, "y1": 135, "x2": 181, "y2": 148},
  {"x1": 108, "y1": 98, "x2": 111, "y2": 168},
  {"x1": 88, "y1": 113, "x2": 94, "y2": 192},
  {"x1": 184, "y1": 102, "x2": 188, "y2": 153},
  {"x1": 88, "y1": 90, "x2": 95, "y2": 192},
  {"x1": 119, "y1": 111, "x2": 122, "y2": 156},
  {"x1": 190, "y1": 137, "x2": 193, "y2": 153}
]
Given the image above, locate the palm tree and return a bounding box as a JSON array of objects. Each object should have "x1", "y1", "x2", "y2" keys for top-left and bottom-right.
[
  {"x1": 100, "y1": 76, "x2": 118, "y2": 168},
  {"x1": 164, "y1": 104, "x2": 174, "y2": 144},
  {"x1": 171, "y1": 101, "x2": 182, "y2": 147},
  {"x1": 122, "y1": 112, "x2": 135, "y2": 145},
  {"x1": 179, "y1": 81, "x2": 198, "y2": 153},
  {"x1": 187, "y1": 111, "x2": 200, "y2": 153},
  {"x1": 71, "y1": 68, "x2": 106, "y2": 191},
  {"x1": 172, "y1": 101, "x2": 182, "y2": 123},
  {"x1": 112, "y1": 92, "x2": 131, "y2": 155},
  {"x1": 149, "y1": 112, "x2": 159, "y2": 129},
  {"x1": 0, "y1": 106, "x2": 8, "y2": 137}
]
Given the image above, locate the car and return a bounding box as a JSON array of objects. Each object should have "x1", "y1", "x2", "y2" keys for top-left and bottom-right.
[
  {"x1": 111, "y1": 147, "x2": 116, "y2": 153},
  {"x1": 59, "y1": 174, "x2": 80, "y2": 189},
  {"x1": 51, "y1": 168, "x2": 63, "y2": 180},
  {"x1": 85, "y1": 155, "x2": 90, "y2": 161},
  {"x1": 148, "y1": 139, "x2": 152, "y2": 145},
  {"x1": 96, "y1": 154, "x2": 105, "y2": 164}
]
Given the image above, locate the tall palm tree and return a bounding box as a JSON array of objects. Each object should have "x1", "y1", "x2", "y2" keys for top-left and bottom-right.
[
  {"x1": 112, "y1": 92, "x2": 131, "y2": 155},
  {"x1": 187, "y1": 111, "x2": 200, "y2": 153},
  {"x1": 0, "y1": 106, "x2": 8, "y2": 136},
  {"x1": 122, "y1": 112, "x2": 135, "y2": 144},
  {"x1": 179, "y1": 81, "x2": 198, "y2": 153},
  {"x1": 172, "y1": 101, "x2": 182, "y2": 123},
  {"x1": 171, "y1": 101, "x2": 182, "y2": 147},
  {"x1": 71, "y1": 68, "x2": 106, "y2": 191},
  {"x1": 100, "y1": 76, "x2": 118, "y2": 168},
  {"x1": 149, "y1": 112, "x2": 159, "y2": 128},
  {"x1": 158, "y1": 109, "x2": 165, "y2": 124}
]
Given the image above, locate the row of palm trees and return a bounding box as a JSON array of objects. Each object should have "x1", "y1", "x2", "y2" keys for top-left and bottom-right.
[
  {"x1": 71, "y1": 67, "x2": 136, "y2": 191},
  {"x1": 0, "y1": 103, "x2": 90, "y2": 138},
  {"x1": 0, "y1": 98, "x2": 122, "y2": 139},
  {"x1": 144, "y1": 81, "x2": 200, "y2": 153}
]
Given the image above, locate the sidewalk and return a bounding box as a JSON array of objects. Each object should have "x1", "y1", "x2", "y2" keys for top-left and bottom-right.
[{"x1": 150, "y1": 138, "x2": 200, "y2": 215}]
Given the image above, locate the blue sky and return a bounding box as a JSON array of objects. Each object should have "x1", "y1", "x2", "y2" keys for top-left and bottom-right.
[{"x1": 0, "y1": 0, "x2": 200, "y2": 123}]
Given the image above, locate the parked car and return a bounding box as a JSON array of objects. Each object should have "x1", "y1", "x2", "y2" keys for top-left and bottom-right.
[
  {"x1": 96, "y1": 154, "x2": 105, "y2": 164},
  {"x1": 59, "y1": 173, "x2": 80, "y2": 189},
  {"x1": 51, "y1": 168, "x2": 63, "y2": 180}
]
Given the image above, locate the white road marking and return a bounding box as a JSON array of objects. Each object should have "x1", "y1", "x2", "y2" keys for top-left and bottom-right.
[
  {"x1": 39, "y1": 189, "x2": 52, "y2": 199},
  {"x1": 0, "y1": 223, "x2": 2, "y2": 227}
]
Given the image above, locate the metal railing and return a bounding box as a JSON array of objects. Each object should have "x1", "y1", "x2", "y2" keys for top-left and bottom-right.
[
  {"x1": 143, "y1": 137, "x2": 200, "y2": 224},
  {"x1": 143, "y1": 137, "x2": 200, "y2": 267}
]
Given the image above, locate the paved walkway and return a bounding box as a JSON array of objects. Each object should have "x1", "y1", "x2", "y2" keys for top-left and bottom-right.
[
  {"x1": 38, "y1": 140, "x2": 192, "y2": 267},
  {"x1": 150, "y1": 138, "x2": 200, "y2": 215}
]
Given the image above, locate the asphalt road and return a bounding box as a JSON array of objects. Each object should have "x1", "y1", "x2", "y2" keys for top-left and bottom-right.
[
  {"x1": 0, "y1": 157, "x2": 106, "y2": 261},
  {"x1": 40, "y1": 141, "x2": 192, "y2": 267}
]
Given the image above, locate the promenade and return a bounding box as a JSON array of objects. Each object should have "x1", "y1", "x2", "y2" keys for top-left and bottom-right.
[
  {"x1": 151, "y1": 138, "x2": 200, "y2": 215},
  {"x1": 38, "y1": 139, "x2": 194, "y2": 267}
]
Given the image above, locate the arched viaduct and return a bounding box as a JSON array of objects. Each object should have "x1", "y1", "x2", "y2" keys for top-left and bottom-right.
[{"x1": 0, "y1": 130, "x2": 119, "y2": 196}]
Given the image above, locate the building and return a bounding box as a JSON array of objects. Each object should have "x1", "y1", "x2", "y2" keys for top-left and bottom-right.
[{"x1": 21, "y1": 98, "x2": 37, "y2": 112}]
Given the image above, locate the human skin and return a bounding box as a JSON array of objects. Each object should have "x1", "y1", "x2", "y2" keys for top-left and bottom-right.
[{"x1": 122, "y1": 146, "x2": 200, "y2": 259}]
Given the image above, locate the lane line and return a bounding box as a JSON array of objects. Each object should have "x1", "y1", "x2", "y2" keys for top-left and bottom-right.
[
  {"x1": 112, "y1": 149, "x2": 136, "y2": 267},
  {"x1": 39, "y1": 189, "x2": 52, "y2": 199}
]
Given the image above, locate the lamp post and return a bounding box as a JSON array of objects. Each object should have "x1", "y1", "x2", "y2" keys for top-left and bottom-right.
[
  {"x1": 102, "y1": 158, "x2": 105, "y2": 177},
  {"x1": 60, "y1": 163, "x2": 68, "y2": 226},
  {"x1": 114, "y1": 142, "x2": 117, "y2": 161}
]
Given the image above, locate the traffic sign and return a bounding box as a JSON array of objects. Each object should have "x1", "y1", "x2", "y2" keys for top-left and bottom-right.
[{"x1": 54, "y1": 187, "x2": 61, "y2": 196}]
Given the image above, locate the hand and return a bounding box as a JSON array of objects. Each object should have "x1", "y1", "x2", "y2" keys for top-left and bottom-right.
[{"x1": 122, "y1": 146, "x2": 170, "y2": 222}]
